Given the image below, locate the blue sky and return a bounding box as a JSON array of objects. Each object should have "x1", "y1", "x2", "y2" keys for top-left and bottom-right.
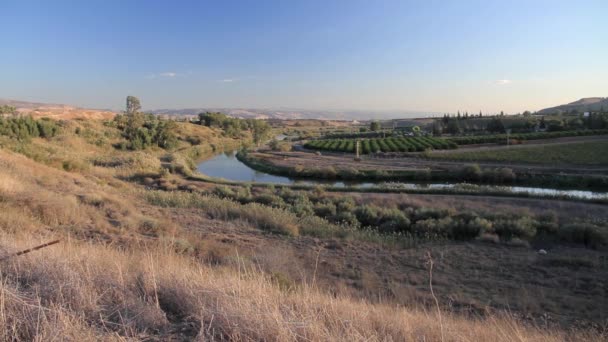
[{"x1": 1, "y1": 0, "x2": 606, "y2": 114}]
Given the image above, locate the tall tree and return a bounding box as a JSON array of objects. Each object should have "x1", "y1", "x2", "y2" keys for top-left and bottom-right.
[
  {"x1": 125, "y1": 96, "x2": 144, "y2": 138},
  {"x1": 370, "y1": 121, "x2": 381, "y2": 131},
  {"x1": 126, "y1": 96, "x2": 141, "y2": 116}
]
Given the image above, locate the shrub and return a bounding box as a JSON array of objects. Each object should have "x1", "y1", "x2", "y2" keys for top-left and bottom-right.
[
  {"x1": 291, "y1": 196, "x2": 315, "y2": 217},
  {"x1": 412, "y1": 208, "x2": 451, "y2": 222},
  {"x1": 536, "y1": 212, "x2": 559, "y2": 235},
  {"x1": 377, "y1": 209, "x2": 410, "y2": 233},
  {"x1": 558, "y1": 223, "x2": 607, "y2": 248},
  {"x1": 213, "y1": 185, "x2": 236, "y2": 199},
  {"x1": 332, "y1": 211, "x2": 359, "y2": 226},
  {"x1": 355, "y1": 205, "x2": 379, "y2": 227},
  {"x1": 62, "y1": 159, "x2": 89, "y2": 172},
  {"x1": 253, "y1": 193, "x2": 286, "y2": 208},
  {"x1": 461, "y1": 164, "x2": 482, "y2": 181},
  {"x1": 493, "y1": 217, "x2": 537, "y2": 240},
  {"x1": 314, "y1": 202, "x2": 337, "y2": 218},
  {"x1": 412, "y1": 217, "x2": 453, "y2": 238},
  {"x1": 450, "y1": 216, "x2": 492, "y2": 240}
]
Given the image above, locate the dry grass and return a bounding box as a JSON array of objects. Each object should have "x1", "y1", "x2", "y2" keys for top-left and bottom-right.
[
  {"x1": 0, "y1": 234, "x2": 593, "y2": 341},
  {"x1": 0, "y1": 119, "x2": 605, "y2": 340}
]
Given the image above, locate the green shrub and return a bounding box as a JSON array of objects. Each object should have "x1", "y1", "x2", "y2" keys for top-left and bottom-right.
[
  {"x1": 314, "y1": 202, "x2": 337, "y2": 218},
  {"x1": 558, "y1": 223, "x2": 607, "y2": 248},
  {"x1": 355, "y1": 205, "x2": 379, "y2": 227},
  {"x1": 493, "y1": 217, "x2": 537, "y2": 240},
  {"x1": 412, "y1": 217, "x2": 454, "y2": 238},
  {"x1": 461, "y1": 164, "x2": 482, "y2": 181},
  {"x1": 413, "y1": 208, "x2": 451, "y2": 222},
  {"x1": 450, "y1": 216, "x2": 492, "y2": 240},
  {"x1": 253, "y1": 193, "x2": 286, "y2": 208}
]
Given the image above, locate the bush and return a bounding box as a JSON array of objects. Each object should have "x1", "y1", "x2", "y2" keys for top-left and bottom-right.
[
  {"x1": 313, "y1": 202, "x2": 337, "y2": 218},
  {"x1": 412, "y1": 217, "x2": 453, "y2": 238},
  {"x1": 253, "y1": 193, "x2": 286, "y2": 208},
  {"x1": 493, "y1": 217, "x2": 537, "y2": 240},
  {"x1": 412, "y1": 208, "x2": 451, "y2": 222},
  {"x1": 355, "y1": 205, "x2": 379, "y2": 227},
  {"x1": 450, "y1": 216, "x2": 492, "y2": 240},
  {"x1": 461, "y1": 164, "x2": 482, "y2": 181},
  {"x1": 558, "y1": 223, "x2": 607, "y2": 248}
]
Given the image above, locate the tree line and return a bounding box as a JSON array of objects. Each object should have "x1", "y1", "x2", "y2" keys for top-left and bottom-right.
[
  {"x1": 110, "y1": 96, "x2": 178, "y2": 150},
  {"x1": 197, "y1": 112, "x2": 271, "y2": 146}
]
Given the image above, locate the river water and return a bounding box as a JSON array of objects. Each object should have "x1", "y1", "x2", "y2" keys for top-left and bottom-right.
[{"x1": 197, "y1": 151, "x2": 608, "y2": 200}]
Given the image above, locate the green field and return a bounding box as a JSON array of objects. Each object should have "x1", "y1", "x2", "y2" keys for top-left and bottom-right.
[
  {"x1": 305, "y1": 136, "x2": 457, "y2": 153},
  {"x1": 447, "y1": 129, "x2": 608, "y2": 145},
  {"x1": 428, "y1": 140, "x2": 608, "y2": 165}
]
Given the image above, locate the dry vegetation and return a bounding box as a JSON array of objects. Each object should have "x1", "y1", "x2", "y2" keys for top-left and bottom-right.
[
  {"x1": 2, "y1": 235, "x2": 592, "y2": 341},
  {"x1": 0, "y1": 116, "x2": 606, "y2": 340}
]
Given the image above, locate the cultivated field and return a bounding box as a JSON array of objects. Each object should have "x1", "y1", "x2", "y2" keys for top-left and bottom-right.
[{"x1": 427, "y1": 140, "x2": 608, "y2": 165}]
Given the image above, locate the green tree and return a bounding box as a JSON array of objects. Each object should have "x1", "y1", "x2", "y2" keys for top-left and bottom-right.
[
  {"x1": 252, "y1": 120, "x2": 271, "y2": 146},
  {"x1": 126, "y1": 96, "x2": 141, "y2": 116},
  {"x1": 412, "y1": 125, "x2": 421, "y2": 136},
  {"x1": 370, "y1": 121, "x2": 380, "y2": 131},
  {"x1": 446, "y1": 119, "x2": 461, "y2": 134},
  {"x1": 125, "y1": 96, "x2": 144, "y2": 139}
]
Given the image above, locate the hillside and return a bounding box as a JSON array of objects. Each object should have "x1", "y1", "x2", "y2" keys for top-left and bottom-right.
[
  {"x1": 0, "y1": 112, "x2": 607, "y2": 340},
  {"x1": 0, "y1": 143, "x2": 597, "y2": 341},
  {"x1": 538, "y1": 97, "x2": 608, "y2": 114},
  {"x1": 0, "y1": 98, "x2": 116, "y2": 120}
]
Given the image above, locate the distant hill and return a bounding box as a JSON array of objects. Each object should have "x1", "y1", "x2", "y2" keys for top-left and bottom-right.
[
  {"x1": 0, "y1": 98, "x2": 116, "y2": 120},
  {"x1": 148, "y1": 107, "x2": 438, "y2": 121},
  {"x1": 537, "y1": 97, "x2": 608, "y2": 114}
]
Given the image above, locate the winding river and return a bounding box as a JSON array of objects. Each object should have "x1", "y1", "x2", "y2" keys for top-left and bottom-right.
[{"x1": 197, "y1": 151, "x2": 608, "y2": 200}]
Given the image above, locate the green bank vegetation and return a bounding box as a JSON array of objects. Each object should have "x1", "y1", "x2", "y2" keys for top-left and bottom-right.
[{"x1": 150, "y1": 184, "x2": 608, "y2": 249}]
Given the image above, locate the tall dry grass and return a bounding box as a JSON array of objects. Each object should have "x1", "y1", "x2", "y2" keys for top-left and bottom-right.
[{"x1": 0, "y1": 235, "x2": 595, "y2": 341}]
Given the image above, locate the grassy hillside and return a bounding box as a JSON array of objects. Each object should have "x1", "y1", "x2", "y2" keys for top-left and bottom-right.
[
  {"x1": 2, "y1": 235, "x2": 590, "y2": 341},
  {"x1": 0, "y1": 116, "x2": 607, "y2": 339}
]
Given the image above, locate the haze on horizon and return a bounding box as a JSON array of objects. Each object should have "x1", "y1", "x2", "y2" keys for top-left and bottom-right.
[{"x1": 1, "y1": 0, "x2": 606, "y2": 115}]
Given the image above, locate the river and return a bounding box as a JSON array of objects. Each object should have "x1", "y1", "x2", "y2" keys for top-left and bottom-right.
[{"x1": 197, "y1": 151, "x2": 608, "y2": 200}]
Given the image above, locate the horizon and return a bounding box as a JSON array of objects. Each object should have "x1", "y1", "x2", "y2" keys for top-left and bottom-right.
[{"x1": 1, "y1": 0, "x2": 607, "y2": 115}]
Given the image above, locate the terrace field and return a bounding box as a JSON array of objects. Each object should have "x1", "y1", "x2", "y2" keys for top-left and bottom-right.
[{"x1": 305, "y1": 136, "x2": 457, "y2": 153}]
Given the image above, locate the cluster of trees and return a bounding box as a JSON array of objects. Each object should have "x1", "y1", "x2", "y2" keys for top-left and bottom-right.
[
  {"x1": 434, "y1": 111, "x2": 608, "y2": 136},
  {"x1": 197, "y1": 112, "x2": 271, "y2": 145},
  {"x1": 112, "y1": 96, "x2": 178, "y2": 150},
  {"x1": 0, "y1": 105, "x2": 17, "y2": 116},
  {"x1": 0, "y1": 116, "x2": 59, "y2": 140}
]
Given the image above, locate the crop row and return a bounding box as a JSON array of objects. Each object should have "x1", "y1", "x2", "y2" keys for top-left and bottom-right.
[
  {"x1": 304, "y1": 137, "x2": 457, "y2": 153},
  {"x1": 448, "y1": 129, "x2": 608, "y2": 145}
]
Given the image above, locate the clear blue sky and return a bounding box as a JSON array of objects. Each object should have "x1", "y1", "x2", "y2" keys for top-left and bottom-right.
[{"x1": 1, "y1": 0, "x2": 606, "y2": 114}]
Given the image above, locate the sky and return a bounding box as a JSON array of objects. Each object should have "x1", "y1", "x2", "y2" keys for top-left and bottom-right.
[{"x1": 1, "y1": 0, "x2": 607, "y2": 114}]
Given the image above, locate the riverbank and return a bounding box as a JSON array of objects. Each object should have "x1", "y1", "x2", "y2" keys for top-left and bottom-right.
[
  {"x1": 185, "y1": 151, "x2": 608, "y2": 204},
  {"x1": 235, "y1": 149, "x2": 608, "y2": 192}
]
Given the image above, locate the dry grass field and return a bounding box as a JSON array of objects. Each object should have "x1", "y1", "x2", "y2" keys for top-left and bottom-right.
[{"x1": 0, "y1": 116, "x2": 606, "y2": 340}]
